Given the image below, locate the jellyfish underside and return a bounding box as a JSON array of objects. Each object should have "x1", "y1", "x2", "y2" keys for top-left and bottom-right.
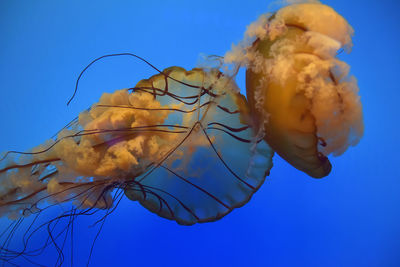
[
  {"x1": 0, "y1": 66, "x2": 274, "y2": 264},
  {"x1": 0, "y1": 67, "x2": 273, "y2": 232}
]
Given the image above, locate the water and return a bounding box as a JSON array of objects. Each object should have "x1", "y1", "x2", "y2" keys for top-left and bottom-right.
[{"x1": 0, "y1": 0, "x2": 399, "y2": 266}]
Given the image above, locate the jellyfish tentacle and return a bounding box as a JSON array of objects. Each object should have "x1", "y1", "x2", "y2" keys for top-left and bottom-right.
[
  {"x1": 67, "y1": 53, "x2": 164, "y2": 106},
  {"x1": 67, "y1": 52, "x2": 214, "y2": 106},
  {"x1": 206, "y1": 125, "x2": 252, "y2": 143}
]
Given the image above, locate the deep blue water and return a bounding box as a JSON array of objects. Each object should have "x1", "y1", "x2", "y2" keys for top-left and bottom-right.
[{"x1": 0, "y1": 0, "x2": 399, "y2": 266}]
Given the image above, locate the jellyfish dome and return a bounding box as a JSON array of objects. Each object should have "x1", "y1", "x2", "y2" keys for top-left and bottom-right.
[
  {"x1": 225, "y1": 2, "x2": 364, "y2": 178},
  {"x1": 122, "y1": 67, "x2": 274, "y2": 224}
]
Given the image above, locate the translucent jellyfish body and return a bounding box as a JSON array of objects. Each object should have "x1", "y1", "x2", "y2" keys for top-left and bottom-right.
[
  {"x1": 228, "y1": 3, "x2": 364, "y2": 178},
  {"x1": 0, "y1": 67, "x2": 273, "y2": 229},
  {"x1": 123, "y1": 67, "x2": 273, "y2": 224}
]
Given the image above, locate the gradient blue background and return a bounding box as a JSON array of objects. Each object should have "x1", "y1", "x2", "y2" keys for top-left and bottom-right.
[{"x1": 0, "y1": 0, "x2": 399, "y2": 266}]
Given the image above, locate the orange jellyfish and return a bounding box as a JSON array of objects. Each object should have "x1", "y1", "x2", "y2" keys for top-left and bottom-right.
[
  {"x1": 225, "y1": 2, "x2": 364, "y2": 178},
  {"x1": 0, "y1": 63, "x2": 273, "y2": 264}
]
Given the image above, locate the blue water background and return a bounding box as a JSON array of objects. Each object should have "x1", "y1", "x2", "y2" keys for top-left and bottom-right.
[{"x1": 0, "y1": 0, "x2": 399, "y2": 266}]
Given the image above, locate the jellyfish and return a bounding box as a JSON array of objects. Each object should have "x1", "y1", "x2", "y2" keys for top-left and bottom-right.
[
  {"x1": 0, "y1": 64, "x2": 273, "y2": 264},
  {"x1": 224, "y1": 2, "x2": 364, "y2": 178},
  {"x1": 0, "y1": 1, "x2": 364, "y2": 265}
]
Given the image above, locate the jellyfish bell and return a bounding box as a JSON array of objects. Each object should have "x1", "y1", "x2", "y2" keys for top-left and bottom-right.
[
  {"x1": 0, "y1": 65, "x2": 273, "y2": 264},
  {"x1": 122, "y1": 66, "x2": 273, "y2": 225},
  {"x1": 226, "y1": 2, "x2": 364, "y2": 178}
]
